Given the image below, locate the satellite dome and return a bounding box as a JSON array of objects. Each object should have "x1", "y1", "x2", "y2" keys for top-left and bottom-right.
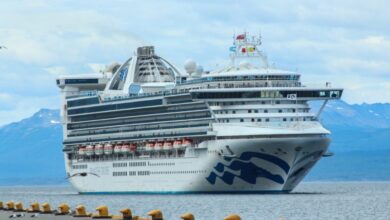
[
  {"x1": 195, "y1": 65, "x2": 204, "y2": 74},
  {"x1": 184, "y1": 59, "x2": 197, "y2": 74}
]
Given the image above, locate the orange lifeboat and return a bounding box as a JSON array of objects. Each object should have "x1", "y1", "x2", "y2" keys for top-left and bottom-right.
[
  {"x1": 130, "y1": 143, "x2": 137, "y2": 151},
  {"x1": 163, "y1": 141, "x2": 173, "y2": 150},
  {"x1": 121, "y1": 143, "x2": 131, "y2": 154},
  {"x1": 155, "y1": 141, "x2": 163, "y2": 150},
  {"x1": 145, "y1": 142, "x2": 154, "y2": 151},
  {"x1": 182, "y1": 139, "x2": 192, "y2": 148},
  {"x1": 173, "y1": 140, "x2": 182, "y2": 149},
  {"x1": 85, "y1": 145, "x2": 94, "y2": 156},
  {"x1": 114, "y1": 143, "x2": 122, "y2": 154},
  {"x1": 94, "y1": 144, "x2": 104, "y2": 155},
  {"x1": 104, "y1": 143, "x2": 113, "y2": 155},
  {"x1": 78, "y1": 146, "x2": 86, "y2": 155}
]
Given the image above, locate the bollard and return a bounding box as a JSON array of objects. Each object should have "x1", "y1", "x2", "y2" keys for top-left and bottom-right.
[
  {"x1": 112, "y1": 208, "x2": 133, "y2": 220},
  {"x1": 74, "y1": 204, "x2": 91, "y2": 217},
  {"x1": 6, "y1": 201, "x2": 15, "y2": 210},
  {"x1": 181, "y1": 213, "x2": 195, "y2": 220},
  {"x1": 41, "y1": 202, "x2": 53, "y2": 214},
  {"x1": 56, "y1": 203, "x2": 70, "y2": 215},
  {"x1": 0, "y1": 201, "x2": 3, "y2": 210},
  {"x1": 27, "y1": 202, "x2": 40, "y2": 213},
  {"x1": 92, "y1": 205, "x2": 112, "y2": 218},
  {"x1": 147, "y1": 209, "x2": 163, "y2": 220},
  {"x1": 224, "y1": 214, "x2": 241, "y2": 220},
  {"x1": 14, "y1": 202, "x2": 26, "y2": 212}
]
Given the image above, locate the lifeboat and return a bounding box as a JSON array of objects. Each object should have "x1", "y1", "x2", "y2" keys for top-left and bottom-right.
[
  {"x1": 163, "y1": 141, "x2": 173, "y2": 150},
  {"x1": 121, "y1": 143, "x2": 131, "y2": 154},
  {"x1": 173, "y1": 140, "x2": 182, "y2": 149},
  {"x1": 114, "y1": 144, "x2": 122, "y2": 154},
  {"x1": 182, "y1": 139, "x2": 192, "y2": 148},
  {"x1": 78, "y1": 146, "x2": 86, "y2": 155},
  {"x1": 129, "y1": 143, "x2": 137, "y2": 151},
  {"x1": 94, "y1": 144, "x2": 104, "y2": 155},
  {"x1": 85, "y1": 145, "x2": 94, "y2": 156},
  {"x1": 155, "y1": 142, "x2": 163, "y2": 150},
  {"x1": 145, "y1": 142, "x2": 154, "y2": 151},
  {"x1": 103, "y1": 143, "x2": 113, "y2": 155}
]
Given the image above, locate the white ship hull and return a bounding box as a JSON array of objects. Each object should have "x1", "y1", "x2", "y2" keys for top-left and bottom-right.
[{"x1": 66, "y1": 136, "x2": 329, "y2": 194}]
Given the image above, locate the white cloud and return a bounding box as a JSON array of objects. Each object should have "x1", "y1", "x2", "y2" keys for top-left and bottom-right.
[{"x1": 0, "y1": 0, "x2": 390, "y2": 125}]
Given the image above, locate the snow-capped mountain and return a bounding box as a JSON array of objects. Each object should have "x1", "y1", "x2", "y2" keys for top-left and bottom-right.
[
  {"x1": 0, "y1": 109, "x2": 64, "y2": 185},
  {"x1": 312, "y1": 100, "x2": 390, "y2": 129}
]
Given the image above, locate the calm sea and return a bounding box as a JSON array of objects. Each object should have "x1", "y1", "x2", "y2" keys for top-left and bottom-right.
[{"x1": 0, "y1": 182, "x2": 389, "y2": 219}]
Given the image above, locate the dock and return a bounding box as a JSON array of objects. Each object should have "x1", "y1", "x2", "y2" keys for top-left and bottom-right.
[{"x1": 0, "y1": 201, "x2": 242, "y2": 220}]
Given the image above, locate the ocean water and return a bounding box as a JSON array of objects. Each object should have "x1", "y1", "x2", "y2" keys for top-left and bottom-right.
[{"x1": 0, "y1": 182, "x2": 389, "y2": 219}]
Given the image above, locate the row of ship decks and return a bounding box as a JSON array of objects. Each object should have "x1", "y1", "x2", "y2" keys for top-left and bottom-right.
[{"x1": 75, "y1": 138, "x2": 193, "y2": 157}]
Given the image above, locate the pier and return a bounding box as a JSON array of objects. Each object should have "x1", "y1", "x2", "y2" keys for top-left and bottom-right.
[{"x1": 0, "y1": 201, "x2": 241, "y2": 220}]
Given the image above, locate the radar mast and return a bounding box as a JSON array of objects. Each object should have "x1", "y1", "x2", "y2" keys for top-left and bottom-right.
[{"x1": 229, "y1": 32, "x2": 269, "y2": 68}]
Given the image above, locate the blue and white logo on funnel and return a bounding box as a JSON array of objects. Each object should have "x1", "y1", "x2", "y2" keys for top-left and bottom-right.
[{"x1": 206, "y1": 152, "x2": 290, "y2": 185}]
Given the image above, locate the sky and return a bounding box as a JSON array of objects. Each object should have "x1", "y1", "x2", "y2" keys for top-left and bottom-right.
[{"x1": 0, "y1": 0, "x2": 389, "y2": 126}]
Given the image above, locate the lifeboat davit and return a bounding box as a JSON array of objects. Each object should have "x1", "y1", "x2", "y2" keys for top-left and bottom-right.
[
  {"x1": 173, "y1": 140, "x2": 182, "y2": 149},
  {"x1": 145, "y1": 142, "x2": 154, "y2": 151},
  {"x1": 155, "y1": 142, "x2": 163, "y2": 150},
  {"x1": 85, "y1": 145, "x2": 94, "y2": 156},
  {"x1": 104, "y1": 143, "x2": 113, "y2": 155},
  {"x1": 114, "y1": 144, "x2": 122, "y2": 154},
  {"x1": 182, "y1": 139, "x2": 192, "y2": 148},
  {"x1": 130, "y1": 143, "x2": 137, "y2": 151},
  {"x1": 121, "y1": 144, "x2": 131, "y2": 154},
  {"x1": 94, "y1": 144, "x2": 104, "y2": 155},
  {"x1": 78, "y1": 146, "x2": 86, "y2": 155},
  {"x1": 163, "y1": 141, "x2": 173, "y2": 150}
]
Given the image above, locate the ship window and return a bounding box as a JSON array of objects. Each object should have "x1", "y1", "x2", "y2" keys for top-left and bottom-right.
[
  {"x1": 248, "y1": 110, "x2": 252, "y2": 113},
  {"x1": 257, "y1": 118, "x2": 261, "y2": 122},
  {"x1": 227, "y1": 119, "x2": 230, "y2": 123},
  {"x1": 283, "y1": 118, "x2": 287, "y2": 121},
  {"x1": 264, "y1": 110, "x2": 268, "y2": 113},
  {"x1": 292, "y1": 109, "x2": 296, "y2": 113},
  {"x1": 251, "y1": 118, "x2": 255, "y2": 122},
  {"x1": 266, "y1": 118, "x2": 270, "y2": 122},
  {"x1": 233, "y1": 110, "x2": 236, "y2": 114},
  {"x1": 240, "y1": 119, "x2": 244, "y2": 122},
  {"x1": 254, "y1": 110, "x2": 258, "y2": 113},
  {"x1": 279, "y1": 109, "x2": 282, "y2": 113}
]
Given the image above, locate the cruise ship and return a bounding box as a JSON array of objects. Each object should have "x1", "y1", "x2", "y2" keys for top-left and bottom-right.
[{"x1": 56, "y1": 34, "x2": 343, "y2": 194}]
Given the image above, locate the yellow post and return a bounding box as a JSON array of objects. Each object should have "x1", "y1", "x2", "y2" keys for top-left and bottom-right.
[
  {"x1": 0, "y1": 201, "x2": 3, "y2": 210},
  {"x1": 92, "y1": 205, "x2": 111, "y2": 218},
  {"x1": 15, "y1": 202, "x2": 25, "y2": 211},
  {"x1": 27, "y1": 202, "x2": 40, "y2": 212},
  {"x1": 181, "y1": 213, "x2": 195, "y2": 220},
  {"x1": 6, "y1": 201, "x2": 15, "y2": 210},
  {"x1": 75, "y1": 204, "x2": 91, "y2": 217},
  {"x1": 120, "y1": 208, "x2": 133, "y2": 219},
  {"x1": 41, "y1": 202, "x2": 52, "y2": 213},
  {"x1": 224, "y1": 214, "x2": 241, "y2": 220},
  {"x1": 56, "y1": 203, "x2": 70, "y2": 215},
  {"x1": 147, "y1": 209, "x2": 163, "y2": 220}
]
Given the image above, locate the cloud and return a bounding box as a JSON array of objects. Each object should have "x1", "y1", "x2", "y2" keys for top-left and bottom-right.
[{"x1": 0, "y1": 0, "x2": 390, "y2": 125}]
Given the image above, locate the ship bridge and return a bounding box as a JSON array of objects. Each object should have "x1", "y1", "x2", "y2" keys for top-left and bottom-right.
[{"x1": 105, "y1": 46, "x2": 183, "y2": 95}]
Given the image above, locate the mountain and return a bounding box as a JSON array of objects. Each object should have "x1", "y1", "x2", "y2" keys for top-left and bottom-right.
[
  {"x1": 0, "y1": 109, "x2": 65, "y2": 185},
  {"x1": 311, "y1": 100, "x2": 390, "y2": 152},
  {"x1": 0, "y1": 100, "x2": 389, "y2": 185}
]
